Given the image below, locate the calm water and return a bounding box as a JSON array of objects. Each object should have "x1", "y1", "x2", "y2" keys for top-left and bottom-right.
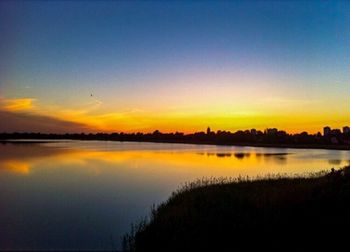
[{"x1": 1, "y1": 140, "x2": 350, "y2": 250}]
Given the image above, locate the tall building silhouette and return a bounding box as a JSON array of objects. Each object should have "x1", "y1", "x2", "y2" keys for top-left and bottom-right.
[
  {"x1": 207, "y1": 127, "x2": 211, "y2": 135},
  {"x1": 323, "y1": 126, "x2": 331, "y2": 136}
]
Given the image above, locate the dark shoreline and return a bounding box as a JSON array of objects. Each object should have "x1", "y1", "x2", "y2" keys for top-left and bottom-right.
[
  {"x1": 124, "y1": 166, "x2": 350, "y2": 251},
  {"x1": 1, "y1": 138, "x2": 350, "y2": 151}
]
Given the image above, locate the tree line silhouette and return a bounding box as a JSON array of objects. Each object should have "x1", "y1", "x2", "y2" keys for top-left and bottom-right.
[{"x1": 1, "y1": 128, "x2": 350, "y2": 147}]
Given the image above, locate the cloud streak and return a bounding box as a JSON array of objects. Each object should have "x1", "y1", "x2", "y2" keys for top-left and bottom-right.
[
  {"x1": 0, "y1": 110, "x2": 92, "y2": 133},
  {"x1": 0, "y1": 97, "x2": 36, "y2": 111}
]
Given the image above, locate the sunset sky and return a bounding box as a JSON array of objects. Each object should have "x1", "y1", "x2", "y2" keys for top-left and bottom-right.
[{"x1": 1, "y1": 1, "x2": 349, "y2": 133}]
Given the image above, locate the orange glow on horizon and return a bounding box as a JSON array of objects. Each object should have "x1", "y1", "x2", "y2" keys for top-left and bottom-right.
[
  {"x1": 1, "y1": 94, "x2": 349, "y2": 134},
  {"x1": 51, "y1": 110, "x2": 349, "y2": 135}
]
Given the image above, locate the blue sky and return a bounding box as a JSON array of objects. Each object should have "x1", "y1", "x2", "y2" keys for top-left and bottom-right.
[{"x1": 1, "y1": 1, "x2": 349, "y2": 133}]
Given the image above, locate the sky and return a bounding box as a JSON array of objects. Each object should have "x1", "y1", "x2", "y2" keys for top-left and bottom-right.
[{"x1": 1, "y1": 1, "x2": 350, "y2": 133}]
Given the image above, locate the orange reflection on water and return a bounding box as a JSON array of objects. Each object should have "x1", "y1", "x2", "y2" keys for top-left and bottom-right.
[
  {"x1": 0, "y1": 145, "x2": 336, "y2": 180},
  {"x1": 1, "y1": 142, "x2": 347, "y2": 182},
  {"x1": 0, "y1": 145, "x2": 275, "y2": 177},
  {"x1": 2, "y1": 160, "x2": 30, "y2": 175}
]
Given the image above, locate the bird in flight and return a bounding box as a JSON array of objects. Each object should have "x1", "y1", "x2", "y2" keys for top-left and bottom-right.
[{"x1": 90, "y1": 93, "x2": 93, "y2": 97}]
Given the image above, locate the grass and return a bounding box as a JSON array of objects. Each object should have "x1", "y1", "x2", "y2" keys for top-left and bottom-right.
[{"x1": 122, "y1": 166, "x2": 350, "y2": 251}]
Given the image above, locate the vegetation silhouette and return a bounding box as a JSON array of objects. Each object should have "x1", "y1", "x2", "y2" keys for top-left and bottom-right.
[
  {"x1": 123, "y1": 166, "x2": 350, "y2": 251},
  {"x1": 1, "y1": 127, "x2": 350, "y2": 150}
]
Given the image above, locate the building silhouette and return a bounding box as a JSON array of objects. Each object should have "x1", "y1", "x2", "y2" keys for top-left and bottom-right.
[
  {"x1": 323, "y1": 126, "x2": 331, "y2": 136},
  {"x1": 207, "y1": 127, "x2": 211, "y2": 135},
  {"x1": 265, "y1": 128, "x2": 278, "y2": 135}
]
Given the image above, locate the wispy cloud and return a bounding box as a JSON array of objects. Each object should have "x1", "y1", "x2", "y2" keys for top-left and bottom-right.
[
  {"x1": 258, "y1": 97, "x2": 321, "y2": 106},
  {"x1": 0, "y1": 97, "x2": 36, "y2": 111},
  {"x1": 0, "y1": 110, "x2": 92, "y2": 133}
]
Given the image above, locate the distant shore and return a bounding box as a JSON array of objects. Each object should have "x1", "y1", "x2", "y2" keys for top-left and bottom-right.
[
  {"x1": 2, "y1": 138, "x2": 350, "y2": 151},
  {"x1": 2, "y1": 129, "x2": 350, "y2": 152}
]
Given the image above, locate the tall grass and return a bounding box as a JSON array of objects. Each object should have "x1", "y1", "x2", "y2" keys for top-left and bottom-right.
[{"x1": 122, "y1": 166, "x2": 350, "y2": 251}]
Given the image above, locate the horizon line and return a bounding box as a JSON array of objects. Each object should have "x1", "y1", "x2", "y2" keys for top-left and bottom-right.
[{"x1": 1, "y1": 125, "x2": 349, "y2": 136}]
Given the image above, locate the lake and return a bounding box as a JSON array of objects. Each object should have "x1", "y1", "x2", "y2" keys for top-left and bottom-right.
[{"x1": 1, "y1": 140, "x2": 349, "y2": 250}]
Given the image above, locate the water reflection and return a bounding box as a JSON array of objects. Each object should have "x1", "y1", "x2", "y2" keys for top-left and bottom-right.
[
  {"x1": 234, "y1": 153, "x2": 251, "y2": 159},
  {"x1": 197, "y1": 151, "x2": 287, "y2": 164},
  {"x1": 216, "y1": 153, "x2": 232, "y2": 158},
  {"x1": 1, "y1": 141, "x2": 350, "y2": 250},
  {"x1": 329, "y1": 159, "x2": 342, "y2": 165}
]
